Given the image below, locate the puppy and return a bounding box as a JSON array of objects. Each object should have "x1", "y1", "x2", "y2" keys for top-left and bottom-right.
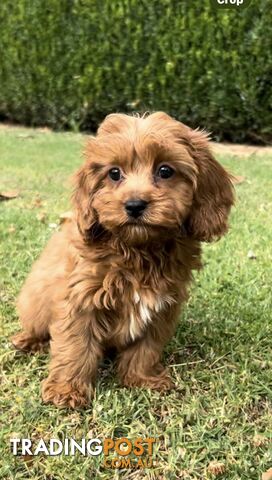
[{"x1": 12, "y1": 112, "x2": 234, "y2": 408}]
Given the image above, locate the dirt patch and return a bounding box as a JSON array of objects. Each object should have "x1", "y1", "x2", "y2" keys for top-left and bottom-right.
[
  {"x1": 211, "y1": 142, "x2": 272, "y2": 157},
  {"x1": 0, "y1": 122, "x2": 272, "y2": 156},
  {"x1": 0, "y1": 122, "x2": 51, "y2": 133}
]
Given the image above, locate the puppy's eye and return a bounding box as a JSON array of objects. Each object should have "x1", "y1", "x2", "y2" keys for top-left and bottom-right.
[
  {"x1": 157, "y1": 165, "x2": 175, "y2": 179},
  {"x1": 108, "y1": 167, "x2": 121, "y2": 181}
]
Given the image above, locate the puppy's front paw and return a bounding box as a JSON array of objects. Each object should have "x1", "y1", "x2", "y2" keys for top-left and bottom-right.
[
  {"x1": 122, "y1": 369, "x2": 174, "y2": 391},
  {"x1": 42, "y1": 379, "x2": 91, "y2": 408},
  {"x1": 142, "y1": 373, "x2": 174, "y2": 391},
  {"x1": 151, "y1": 374, "x2": 174, "y2": 391}
]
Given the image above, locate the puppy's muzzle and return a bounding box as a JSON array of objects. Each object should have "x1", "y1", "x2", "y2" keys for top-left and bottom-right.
[{"x1": 125, "y1": 199, "x2": 148, "y2": 219}]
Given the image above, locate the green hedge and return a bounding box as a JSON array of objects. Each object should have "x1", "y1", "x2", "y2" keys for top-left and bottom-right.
[{"x1": 0, "y1": 0, "x2": 271, "y2": 142}]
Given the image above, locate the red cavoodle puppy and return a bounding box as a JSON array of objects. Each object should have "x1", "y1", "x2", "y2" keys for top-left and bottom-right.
[{"x1": 12, "y1": 112, "x2": 234, "y2": 408}]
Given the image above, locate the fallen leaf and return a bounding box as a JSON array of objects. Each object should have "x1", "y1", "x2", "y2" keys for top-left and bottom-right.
[
  {"x1": 178, "y1": 470, "x2": 190, "y2": 479},
  {"x1": 262, "y1": 468, "x2": 272, "y2": 480},
  {"x1": 252, "y1": 434, "x2": 268, "y2": 447},
  {"x1": 207, "y1": 461, "x2": 226, "y2": 476},
  {"x1": 247, "y1": 250, "x2": 257, "y2": 260},
  {"x1": 231, "y1": 175, "x2": 246, "y2": 185},
  {"x1": 31, "y1": 196, "x2": 43, "y2": 208},
  {"x1": 0, "y1": 190, "x2": 19, "y2": 201},
  {"x1": 36, "y1": 212, "x2": 47, "y2": 223}
]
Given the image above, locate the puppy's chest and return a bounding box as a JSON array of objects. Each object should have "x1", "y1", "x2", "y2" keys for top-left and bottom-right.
[
  {"x1": 93, "y1": 258, "x2": 177, "y2": 342},
  {"x1": 126, "y1": 289, "x2": 174, "y2": 341}
]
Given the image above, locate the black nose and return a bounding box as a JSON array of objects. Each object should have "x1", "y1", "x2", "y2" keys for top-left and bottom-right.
[{"x1": 125, "y1": 199, "x2": 148, "y2": 218}]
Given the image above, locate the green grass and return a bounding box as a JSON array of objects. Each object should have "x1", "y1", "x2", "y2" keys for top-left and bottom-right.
[{"x1": 0, "y1": 126, "x2": 271, "y2": 480}]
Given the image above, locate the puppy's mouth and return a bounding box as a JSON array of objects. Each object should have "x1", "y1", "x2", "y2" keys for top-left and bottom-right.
[
  {"x1": 125, "y1": 218, "x2": 149, "y2": 226},
  {"x1": 116, "y1": 222, "x2": 154, "y2": 245},
  {"x1": 123, "y1": 217, "x2": 160, "y2": 231},
  {"x1": 121, "y1": 218, "x2": 176, "y2": 238}
]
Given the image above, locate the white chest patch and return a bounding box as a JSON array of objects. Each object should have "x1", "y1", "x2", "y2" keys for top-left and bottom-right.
[{"x1": 129, "y1": 291, "x2": 174, "y2": 341}]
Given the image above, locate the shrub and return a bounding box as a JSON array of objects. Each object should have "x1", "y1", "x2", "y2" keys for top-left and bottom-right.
[{"x1": 0, "y1": 0, "x2": 271, "y2": 142}]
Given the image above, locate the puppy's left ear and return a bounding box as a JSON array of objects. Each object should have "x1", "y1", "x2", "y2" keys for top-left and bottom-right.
[{"x1": 184, "y1": 128, "x2": 235, "y2": 242}]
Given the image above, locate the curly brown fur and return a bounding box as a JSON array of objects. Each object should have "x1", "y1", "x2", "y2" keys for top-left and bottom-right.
[{"x1": 11, "y1": 112, "x2": 234, "y2": 408}]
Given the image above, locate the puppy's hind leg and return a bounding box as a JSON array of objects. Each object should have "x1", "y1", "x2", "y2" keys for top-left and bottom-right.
[
  {"x1": 11, "y1": 331, "x2": 50, "y2": 353},
  {"x1": 11, "y1": 285, "x2": 51, "y2": 353}
]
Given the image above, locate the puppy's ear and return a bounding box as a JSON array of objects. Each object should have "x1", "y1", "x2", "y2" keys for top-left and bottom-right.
[
  {"x1": 97, "y1": 113, "x2": 136, "y2": 136},
  {"x1": 72, "y1": 165, "x2": 102, "y2": 241},
  {"x1": 184, "y1": 128, "x2": 234, "y2": 242}
]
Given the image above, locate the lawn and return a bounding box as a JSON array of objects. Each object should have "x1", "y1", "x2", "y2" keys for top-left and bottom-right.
[{"x1": 0, "y1": 126, "x2": 271, "y2": 480}]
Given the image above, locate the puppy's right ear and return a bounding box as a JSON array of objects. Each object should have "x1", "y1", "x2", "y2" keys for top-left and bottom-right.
[
  {"x1": 72, "y1": 166, "x2": 94, "y2": 237},
  {"x1": 72, "y1": 164, "x2": 102, "y2": 241}
]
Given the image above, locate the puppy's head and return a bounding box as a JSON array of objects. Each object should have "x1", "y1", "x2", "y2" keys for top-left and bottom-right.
[{"x1": 73, "y1": 112, "x2": 234, "y2": 244}]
